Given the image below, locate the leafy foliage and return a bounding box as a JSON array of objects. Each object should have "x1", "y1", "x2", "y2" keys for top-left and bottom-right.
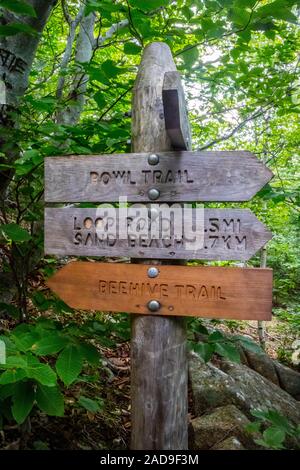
[
  {"x1": 188, "y1": 319, "x2": 263, "y2": 363},
  {"x1": 0, "y1": 318, "x2": 105, "y2": 425},
  {"x1": 246, "y1": 409, "x2": 300, "y2": 449}
]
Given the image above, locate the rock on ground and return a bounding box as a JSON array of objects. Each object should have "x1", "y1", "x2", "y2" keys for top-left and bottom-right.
[
  {"x1": 212, "y1": 436, "x2": 245, "y2": 450},
  {"x1": 189, "y1": 353, "x2": 300, "y2": 425},
  {"x1": 191, "y1": 404, "x2": 254, "y2": 450}
]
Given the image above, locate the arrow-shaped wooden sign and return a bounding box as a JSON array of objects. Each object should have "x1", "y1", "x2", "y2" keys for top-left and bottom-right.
[
  {"x1": 46, "y1": 262, "x2": 272, "y2": 320},
  {"x1": 45, "y1": 208, "x2": 272, "y2": 261},
  {"x1": 44, "y1": 151, "x2": 273, "y2": 203}
]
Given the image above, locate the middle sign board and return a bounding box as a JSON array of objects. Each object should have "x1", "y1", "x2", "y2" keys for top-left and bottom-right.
[{"x1": 45, "y1": 207, "x2": 271, "y2": 261}]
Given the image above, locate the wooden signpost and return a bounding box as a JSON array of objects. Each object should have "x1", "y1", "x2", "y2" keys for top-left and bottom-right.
[
  {"x1": 45, "y1": 207, "x2": 272, "y2": 261},
  {"x1": 45, "y1": 150, "x2": 273, "y2": 203},
  {"x1": 47, "y1": 262, "x2": 272, "y2": 320},
  {"x1": 44, "y1": 42, "x2": 274, "y2": 451}
]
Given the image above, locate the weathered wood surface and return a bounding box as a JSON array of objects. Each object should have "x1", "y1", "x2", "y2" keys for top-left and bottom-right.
[
  {"x1": 44, "y1": 207, "x2": 272, "y2": 261},
  {"x1": 44, "y1": 150, "x2": 273, "y2": 203},
  {"x1": 46, "y1": 262, "x2": 273, "y2": 321},
  {"x1": 130, "y1": 42, "x2": 188, "y2": 450},
  {"x1": 162, "y1": 71, "x2": 191, "y2": 150}
]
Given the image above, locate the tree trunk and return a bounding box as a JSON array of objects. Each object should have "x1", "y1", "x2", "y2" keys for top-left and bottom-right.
[
  {"x1": 0, "y1": 0, "x2": 57, "y2": 196},
  {"x1": 130, "y1": 42, "x2": 188, "y2": 450},
  {"x1": 56, "y1": 12, "x2": 96, "y2": 126}
]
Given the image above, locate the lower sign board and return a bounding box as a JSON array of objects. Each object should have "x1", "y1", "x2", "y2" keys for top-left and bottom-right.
[
  {"x1": 44, "y1": 207, "x2": 271, "y2": 261},
  {"x1": 47, "y1": 262, "x2": 273, "y2": 320}
]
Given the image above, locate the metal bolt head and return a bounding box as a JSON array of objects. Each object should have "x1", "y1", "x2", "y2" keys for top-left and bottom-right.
[
  {"x1": 148, "y1": 206, "x2": 159, "y2": 220},
  {"x1": 148, "y1": 188, "x2": 160, "y2": 200},
  {"x1": 147, "y1": 300, "x2": 161, "y2": 312},
  {"x1": 147, "y1": 267, "x2": 159, "y2": 278},
  {"x1": 148, "y1": 153, "x2": 159, "y2": 165}
]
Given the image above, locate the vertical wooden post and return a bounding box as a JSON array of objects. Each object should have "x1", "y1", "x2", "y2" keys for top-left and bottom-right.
[
  {"x1": 258, "y1": 201, "x2": 267, "y2": 350},
  {"x1": 130, "y1": 42, "x2": 188, "y2": 450}
]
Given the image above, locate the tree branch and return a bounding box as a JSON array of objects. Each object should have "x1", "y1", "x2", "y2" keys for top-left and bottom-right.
[
  {"x1": 55, "y1": 4, "x2": 85, "y2": 100},
  {"x1": 94, "y1": 19, "x2": 129, "y2": 49},
  {"x1": 198, "y1": 106, "x2": 272, "y2": 150}
]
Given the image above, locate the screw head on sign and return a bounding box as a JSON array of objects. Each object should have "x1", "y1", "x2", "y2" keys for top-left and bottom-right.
[
  {"x1": 147, "y1": 267, "x2": 159, "y2": 278},
  {"x1": 148, "y1": 188, "x2": 160, "y2": 200},
  {"x1": 148, "y1": 153, "x2": 159, "y2": 165},
  {"x1": 147, "y1": 300, "x2": 161, "y2": 312},
  {"x1": 148, "y1": 206, "x2": 159, "y2": 220}
]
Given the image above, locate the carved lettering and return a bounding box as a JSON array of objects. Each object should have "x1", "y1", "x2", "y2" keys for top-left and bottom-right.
[
  {"x1": 98, "y1": 280, "x2": 226, "y2": 300},
  {"x1": 0, "y1": 49, "x2": 27, "y2": 73},
  {"x1": 236, "y1": 235, "x2": 247, "y2": 250}
]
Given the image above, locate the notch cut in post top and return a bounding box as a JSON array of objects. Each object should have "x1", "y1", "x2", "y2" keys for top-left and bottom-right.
[
  {"x1": 163, "y1": 71, "x2": 192, "y2": 151},
  {"x1": 131, "y1": 42, "x2": 177, "y2": 154}
]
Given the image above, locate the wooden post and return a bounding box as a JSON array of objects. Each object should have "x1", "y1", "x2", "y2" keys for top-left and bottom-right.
[
  {"x1": 130, "y1": 42, "x2": 188, "y2": 450},
  {"x1": 258, "y1": 201, "x2": 268, "y2": 350}
]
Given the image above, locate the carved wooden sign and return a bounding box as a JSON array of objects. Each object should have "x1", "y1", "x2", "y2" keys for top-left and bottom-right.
[
  {"x1": 44, "y1": 208, "x2": 272, "y2": 261},
  {"x1": 46, "y1": 262, "x2": 273, "y2": 320},
  {"x1": 44, "y1": 151, "x2": 273, "y2": 203}
]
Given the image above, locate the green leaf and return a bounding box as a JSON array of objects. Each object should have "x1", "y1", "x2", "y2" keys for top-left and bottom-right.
[
  {"x1": 101, "y1": 60, "x2": 123, "y2": 78},
  {"x1": 0, "y1": 368, "x2": 26, "y2": 385},
  {"x1": 262, "y1": 426, "x2": 285, "y2": 449},
  {"x1": 16, "y1": 149, "x2": 41, "y2": 165},
  {"x1": 255, "y1": 1, "x2": 298, "y2": 24},
  {"x1": 251, "y1": 409, "x2": 269, "y2": 420},
  {"x1": 236, "y1": 336, "x2": 263, "y2": 355},
  {"x1": 56, "y1": 345, "x2": 83, "y2": 386},
  {"x1": 215, "y1": 342, "x2": 241, "y2": 363},
  {"x1": 234, "y1": 0, "x2": 256, "y2": 7},
  {"x1": 0, "y1": 0, "x2": 37, "y2": 17},
  {"x1": 26, "y1": 356, "x2": 57, "y2": 386},
  {"x1": 181, "y1": 46, "x2": 199, "y2": 69},
  {"x1": 12, "y1": 332, "x2": 39, "y2": 352},
  {"x1": 26, "y1": 96, "x2": 56, "y2": 113},
  {"x1": 3, "y1": 356, "x2": 27, "y2": 369},
  {"x1": 33, "y1": 333, "x2": 68, "y2": 356},
  {"x1": 0, "y1": 302, "x2": 20, "y2": 320},
  {"x1": 0, "y1": 383, "x2": 15, "y2": 399},
  {"x1": 208, "y1": 330, "x2": 224, "y2": 342},
  {"x1": 78, "y1": 343, "x2": 100, "y2": 366},
  {"x1": 266, "y1": 410, "x2": 291, "y2": 431},
  {"x1": 1, "y1": 223, "x2": 31, "y2": 243},
  {"x1": 245, "y1": 421, "x2": 261, "y2": 433},
  {"x1": 123, "y1": 42, "x2": 142, "y2": 55},
  {"x1": 129, "y1": 0, "x2": 170, "y2": 10},
  {"x1": 0, "y1": 22, "x2": 37, "y2": 36},
  {"x1": 12, "y1": 381, "x2": 35, "y2": 424},
  {"x1": 229, "y1": 7, "x2": 251, "y2": 26},
  {"x1": 93, "y1": 91, "x2": 106, "y2": 109},
  {"x1": 78, "y1": 396, "x2": 103, "y2": 414},
  {"x1": 36, "y1": 384, "x2": 64, "y2": 416},
  {"x1": 192, "y1": 342, "x2": 215, "y2": 362}
]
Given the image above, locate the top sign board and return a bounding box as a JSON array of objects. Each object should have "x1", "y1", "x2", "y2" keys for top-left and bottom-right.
[{"x1": 44, "y1": 151, "x2": 273, "y2": 203}]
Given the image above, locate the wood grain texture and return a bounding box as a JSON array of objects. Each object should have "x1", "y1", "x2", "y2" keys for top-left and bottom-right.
[
  {"x1": 162, "y1": 71, "x2": 192, "y2": 150},
  {"x1": 44, "y1": 207, "x2": 272, "y2": 261},
  {"x1": 130, "y1": 42, "x2": 188, "y2": 450},
  {"x1": 46, "y1": 262, "x2": 273, "y2": 321},
  {"x1": 44, "y1": 150, "x2": 273, "y2": 203}
]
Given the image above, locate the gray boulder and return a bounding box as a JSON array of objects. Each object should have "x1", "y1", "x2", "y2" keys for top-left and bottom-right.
[
  {"x1": 189, "y1": 353, "x2": 300, "y2": 425},
  {"x1": 212, "y1": 436, "x2": 245, "y2": 450},
  {"x1": 191, "y1": 404, "x2": 254, "y2": 450}
]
